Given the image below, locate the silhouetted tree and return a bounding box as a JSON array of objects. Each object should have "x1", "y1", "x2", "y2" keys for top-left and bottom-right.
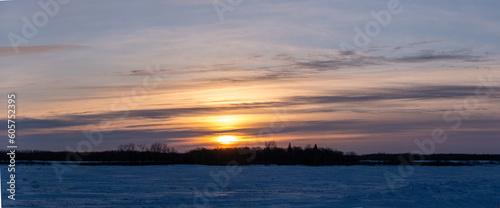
[
  {"x1": 264, "y1": 141, "x2": 278, "y2": 150},
  {"x1": 137, "y1": 143, "x2": 148, "y2": 152},
  {"x1": 149, "y1": 143, "x2": 175, "y2": 153},
  {"x1": 117, "y1": 143, "x2": 136, "y2": 152},
  {"x1": 6, "y1": 145, "x2": 499, "y2": 166}
]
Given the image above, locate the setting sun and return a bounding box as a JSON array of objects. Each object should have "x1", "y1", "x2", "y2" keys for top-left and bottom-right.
[{"x1": 215, "y1": 135, "x2": 240, "y2": 145}]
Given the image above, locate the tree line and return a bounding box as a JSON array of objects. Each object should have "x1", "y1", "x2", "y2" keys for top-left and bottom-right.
[{"x1": 1, "y1": 142, "x2": 499, "y2": 166}]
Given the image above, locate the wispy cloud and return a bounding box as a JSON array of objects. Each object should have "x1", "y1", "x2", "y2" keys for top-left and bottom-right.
[
  {"x1": 408, "y1": 40, "x2": 442, "y2": 46},
  {"x1": 17, "y1": 101, "x2": 283, "y2": 130},
  {"x1": 394, "y1": 50, "x2": 481, "y2": 63},
  {"x1": 289, "y1": 50, "x2": 484, "y2": 71},
  {"x1": 19, "y1": 84, "x2": 498, "y2": 131},
  {"x1": 287, "y1": 85, "x2": 496, "y2": 106},
  {"x1": 0, "y1": 45, "x2": 81, "y2": 57}
]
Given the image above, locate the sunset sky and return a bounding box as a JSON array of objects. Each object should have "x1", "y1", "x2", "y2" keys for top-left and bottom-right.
[{"x1": 1, "y1": 0, "x2": 499, "y2": 153}]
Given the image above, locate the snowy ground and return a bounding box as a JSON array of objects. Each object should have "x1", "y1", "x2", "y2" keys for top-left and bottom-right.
[{"x1": 2, "y1": 164, "x2": 499, "y2": 207}]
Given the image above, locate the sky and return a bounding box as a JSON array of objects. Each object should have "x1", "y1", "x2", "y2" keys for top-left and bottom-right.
[{"x1": 0, "y1": 0, "x2": 499, "y2": 153}]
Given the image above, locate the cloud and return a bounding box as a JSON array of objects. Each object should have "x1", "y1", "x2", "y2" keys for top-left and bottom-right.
[
  {"x1": 408, "y1": 40, "x2": 442, "y2": 46},
  {"x1": 394, "y1": 50, "x2": 481, "y2": 63},
  {"x1": 94, "y1": 48, "x2": 484, "y2": 89},
  {"x1": 391, "y1": 46, "x2": 403, "y2": 52},
  {"x1": 18, "y1": 83, "x2": 497, "y2": 132},
  {"x1": 291, "y1": 49, "x2": 484, "y2": 71},
  {"x1": 17, "y1": 101, "x2": 284, "y2": 130},
  {"x1": 294, "y1": 57, "x2": 377, "y2": 71},
  {"x1": 19, "y1": 118, "x2": 92, "y2": 130},
  {"x1": 16, "y1": 129, "x2": 204, "y2": 151},
  {"x1": 0, "y1": 45, "x2": 81, "y2": 57},
  {"x1": 281, "y1": 49, "x2": 474, "y2": 73},
  {"x1": 198, "y1": 71, "x2": 301, "y2": 83},
  {"x1": 240, "y1": 118, "x2": 500, "y2": 143},
  {"x1": 286, "y1": 85, "x2": 494, "y2": 106},
  {"x1": 16, "y1": 115, "x2": 500, "y2": 151}
]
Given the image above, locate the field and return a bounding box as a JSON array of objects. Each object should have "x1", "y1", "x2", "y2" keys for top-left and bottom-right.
[{"x1": 2, "y1": 164, "x2": 500, "y2": 207}]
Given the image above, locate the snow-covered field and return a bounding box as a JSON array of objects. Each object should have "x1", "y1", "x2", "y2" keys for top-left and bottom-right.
[{"x1": 2, "y1": 164, "x2": 499, "y2": 207}]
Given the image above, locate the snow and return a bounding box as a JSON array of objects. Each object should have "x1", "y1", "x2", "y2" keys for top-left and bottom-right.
[{"x1": 2, "y1": 164, "x2": 499, "y2": 207}]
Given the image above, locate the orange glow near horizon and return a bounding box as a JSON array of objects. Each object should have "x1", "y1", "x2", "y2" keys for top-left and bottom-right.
[
  {"x1": 211, "y1": 115, "x2": 242, "y2": 130},
  {"x1": 215, "y1": 135, "x2": 240, "y2": 145}
]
